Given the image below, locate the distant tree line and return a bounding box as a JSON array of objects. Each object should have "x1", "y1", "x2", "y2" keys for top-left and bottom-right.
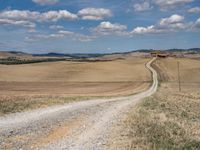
[{"x1": 0, "y1": 57, "x2": 66, "y2": 65}]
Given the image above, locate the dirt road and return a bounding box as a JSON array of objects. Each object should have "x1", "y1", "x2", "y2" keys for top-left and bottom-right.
[{"x1": 0, "y1": 57, "x2": 158, "y2": 150}]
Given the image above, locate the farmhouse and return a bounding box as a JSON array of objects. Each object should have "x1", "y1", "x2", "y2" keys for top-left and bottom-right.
[{"x1": 150, "y1": 51, "x2": 169, "y2": 58}]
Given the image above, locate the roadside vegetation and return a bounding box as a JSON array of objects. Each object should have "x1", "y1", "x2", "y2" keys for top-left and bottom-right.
[
  {"x1": 0, "y1": 96, "x2": 105, "y2": 115},
  {"x1": 126, "y1": 58, "x2": 200, "y2": 149},
  {"x1": 127, "y1": 88, "x2": 200, "y2": 149}
]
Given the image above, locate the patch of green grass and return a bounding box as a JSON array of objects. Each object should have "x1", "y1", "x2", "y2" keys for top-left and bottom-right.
[{"x1": 142, "y1": 97, "x2": 159, "y2": 110}]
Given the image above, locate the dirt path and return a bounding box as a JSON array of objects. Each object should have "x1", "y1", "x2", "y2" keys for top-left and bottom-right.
[{"x1": 0, "y1": 57, "x2": 158, "y2": 150}]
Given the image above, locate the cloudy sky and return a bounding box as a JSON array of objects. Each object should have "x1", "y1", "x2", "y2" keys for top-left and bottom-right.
[{"x1": 0, "y1": 0, "x2": 200, "y2": 53}]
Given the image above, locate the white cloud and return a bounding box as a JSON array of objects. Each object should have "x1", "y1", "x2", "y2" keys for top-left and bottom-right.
[
  {"x1": 188, "y1": 7, "x2": 200, "y2": 13},
  {"x1": 47, "y1": 21, "x2": 128, "y2": 41},
  {"x1": 132, "y1": 26, "x2": 154, "y2": 34},
  {"x1": 39, "y1": 10, "x2": 78, "y2": 21},
  {"x1": 49, "y1": 33, "x2": 65, "y2": 38},
  {"x1": 159, "y1": 14, "x2": 188, "y2": 30},
  {"x1": 159, "y1": 14, "x2": 184, "y2": 26},
  {"x1": 131, "y1": 14, "x2": 188, "y2": 34},
  {"x1": 0, "y1": 10, "x2": 78, "y2": 22},
  {"x1": 78, "y1": 8, "x2": 112, "y2": 20},
  {"x1": 32, "y1": 0, "x2": 59, "y2": 5},
  {"x1": 133, "y1": 2, "x2": 153, "y2": 12},
  {"x1": 0, "y1": 10, "x2": 40, "y2": 20},
  {"x1": 26, "y1": 30, "x2": 96, "y2": 42},
  {"x1": 58, "y1": 30, "x2": 74, "y2": 35},
  {"x1": 74, "y1": 34, "x2": 97, "y2": 42},
  {"x1": 0, "y1": 18, "x2": 35, "y2": 28},
  {"x1": 92, "y1": 21, "x2": 127, "y2": 36},
  {"x1": 131, "y1": 25, "x2": 167, "y2": 34},
  {"x1": 194, "y1": 18, "x2": 200, "y2": 28},
  {"x1": 154, "y1": 0, "x2": 193, "y2": 10},
  {"x1": 49, "y1": 25, "x2": 64, "y2": 30},
  {"x1": 94, "y1": 21, "x2": 127, "y2": 31},
  {"x1": 28, "y1": 28, "x2": 37, "y2": 33},
  {"x1": 26, "y1": 32, "x2": 70, "y2": 42},
  {"x1": 59, "y1": 31, "x2": 96, "y2": 42}
]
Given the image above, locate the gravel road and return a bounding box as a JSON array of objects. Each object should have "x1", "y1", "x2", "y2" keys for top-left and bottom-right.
[{"x1": 0, "y1": 57, "x2": 158, "y2": 150}]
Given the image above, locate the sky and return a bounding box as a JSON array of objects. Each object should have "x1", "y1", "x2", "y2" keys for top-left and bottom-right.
[{"x1": 0, "y1": 0, "x2": 200, "y2": 53}]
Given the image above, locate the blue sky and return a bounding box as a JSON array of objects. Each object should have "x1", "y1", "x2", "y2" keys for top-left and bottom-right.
[{"x1": 0, "y1": 0, "x2": 200, "y2": 53}]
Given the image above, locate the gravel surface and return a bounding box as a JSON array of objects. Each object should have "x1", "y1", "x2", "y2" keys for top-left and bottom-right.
[{"x1": 0, "y1": 58, "x2": 158, "y2": 150}]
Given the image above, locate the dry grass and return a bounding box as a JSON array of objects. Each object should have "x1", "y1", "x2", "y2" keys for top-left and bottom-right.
[
  {"x1": 127, "y1": 89, "x2": 200, "y2": 149},
  {"x1": 126, "y1": 57, "x2": 200, "y2": 149},
  {"x1": 0, "y1": 57, "x2": 150, "y2": 97},
  {"x1": 0, "y1": 56, "x2": 151, "y2": 115},
  {"x1": 155, "y1": 57, "x2": 200, "y2": 88},
  {"x1": 0, "y1": 57, "x2": 150, "y2": 82},
  {"x1": 0, "y1": 81, "x2": 149, "y2": 97},
  {"x1": 0, "y1": 95, "x2": 103, "y2": 115}
]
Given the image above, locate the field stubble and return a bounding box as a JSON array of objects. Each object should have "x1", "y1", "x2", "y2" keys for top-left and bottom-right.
[
  {"x1": 109, "y1": 57, "x2": 200, "y2": 149},
  {"x1": 0, "y1": 57, "x2": 151, "y2": 115}
]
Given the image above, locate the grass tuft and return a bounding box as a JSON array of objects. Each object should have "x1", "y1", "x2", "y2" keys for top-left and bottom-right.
[
  {"x1": 0, "y1": 96, "x2": 104, "y2": 115},
  {"x1": 126, "y1": 88, "x2": 200, "y2": 150}
]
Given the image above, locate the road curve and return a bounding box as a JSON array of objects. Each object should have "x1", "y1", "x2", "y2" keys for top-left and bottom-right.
[{"x1": 0, "y1": 57, "x2": 158, "y2": 150}]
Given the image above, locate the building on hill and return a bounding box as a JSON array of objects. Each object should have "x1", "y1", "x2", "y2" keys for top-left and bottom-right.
[{"x1": 150, "y1": 50, "x2": 169, "y2": 58}]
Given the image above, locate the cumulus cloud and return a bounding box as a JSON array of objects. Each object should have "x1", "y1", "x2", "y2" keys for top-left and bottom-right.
[
  {"x1": 91, "y1": 21, "x2": 127, "y2": 36},
  {"x1": 133, "y1": 2, "x2": 153, "y2": 12},
  {"x1": 40, "y1": 10, "x2": 78, "y2": 21},
  {"x1": 159, "y1": 14, "x2": 189, "y2": 30},
  {"x1": 0, "y1": 10, "x2": 40, "y2": 20},
  {"x1": 26, "y1": 29, "x2": 96, "y2": 42},
  {"x1": 26, "y1": 34, "x2": 62, "y2": 42},
  {"x1": 188, "y1": 7, "x2": 200, "y2": 13},
  {"x1": 28, "y1": 28, "x2": 37, "y2": 33},
  {"x1": 27, "y1": 21, "x2": 127, "y2": 42},
  {"x1": 0, "y1": 8, "x2": 113, "y2": 24},
  {"x1": 32, "y1": 0, "x2": 59, "y2": 5},
  {"x1": 57, "y1": 30, "x2": 74, "y2": 35},
  {"x1": 154, "y1": 0, "x2": 193, "y2": 10},
  {"x1": 194, "y1": 18, "x2": 200, "y2": 28},
  {"x1": 78, "y1": 8, "x2": 112, "y2": 20},
  {"x1": 131, "y1": 25, "x2": 166, "y2": 34},
  {"x1": 95, "y1": 21, "x2": 127, "y2": 31},
  {"x1": 0, "y1": 18, "x2": 36, "y2": 28},
  {"x1": 49, "y1": 25, "x2": 64, "y2": 30},
  {"x1": 0, "y1": 10, "x2": 78, "y2": 22},
  {"x1": 0, "y1": 10, "x2": 78, "y2": 30},
  {"x1": 131, "y1": 14, "x2": 188, "y2": 34},
  {"x1": 92, "y1": 21, "x2": 128, "y2": 36},
  {"x1": 159, "y1": 14, "x2": 184, "y2": 26},
  {"x1": 74, "y1": 34, "x2": 97, "y2": 42}
]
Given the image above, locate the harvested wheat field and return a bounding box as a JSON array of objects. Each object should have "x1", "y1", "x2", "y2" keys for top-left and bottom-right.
[
  {"x1": 154, "y1": 57, "x2": 200, "y2": 91},
  {"x1": 109, "y1": 57, "x2": 200, "y2": 150},
  {"x1": 0, "y1": 56, "x2": 151, "y2": 114},
  {"x1": 0, "y1": 57, "x2": 150, "y2": 96}
]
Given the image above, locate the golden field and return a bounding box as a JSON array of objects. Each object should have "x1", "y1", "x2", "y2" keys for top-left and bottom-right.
[
  {"x1": 124, "y1": 57, "x2": 200, "y2": 149},
  {"x1": 0, "y1": 57, "x2": 151, "y2": 96},
  {"x1": 0, "y1": 55, "x2": 151, "y2": 114}
]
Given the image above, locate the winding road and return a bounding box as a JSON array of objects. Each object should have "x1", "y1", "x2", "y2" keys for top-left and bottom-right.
[{"x1": 0, "y1": 57, "x2": 158, "y2": 150}]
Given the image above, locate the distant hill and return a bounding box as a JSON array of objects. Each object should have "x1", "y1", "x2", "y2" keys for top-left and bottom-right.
[
  {"x1": 0, "y1": 48, "x2": 200, "y2": 59},
  {"x1": 166, "y1": 48, "x2": 200, "y2": 52},
  {"x1": 0, "y1": 51, "x2": 32, "y2": 58}
]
